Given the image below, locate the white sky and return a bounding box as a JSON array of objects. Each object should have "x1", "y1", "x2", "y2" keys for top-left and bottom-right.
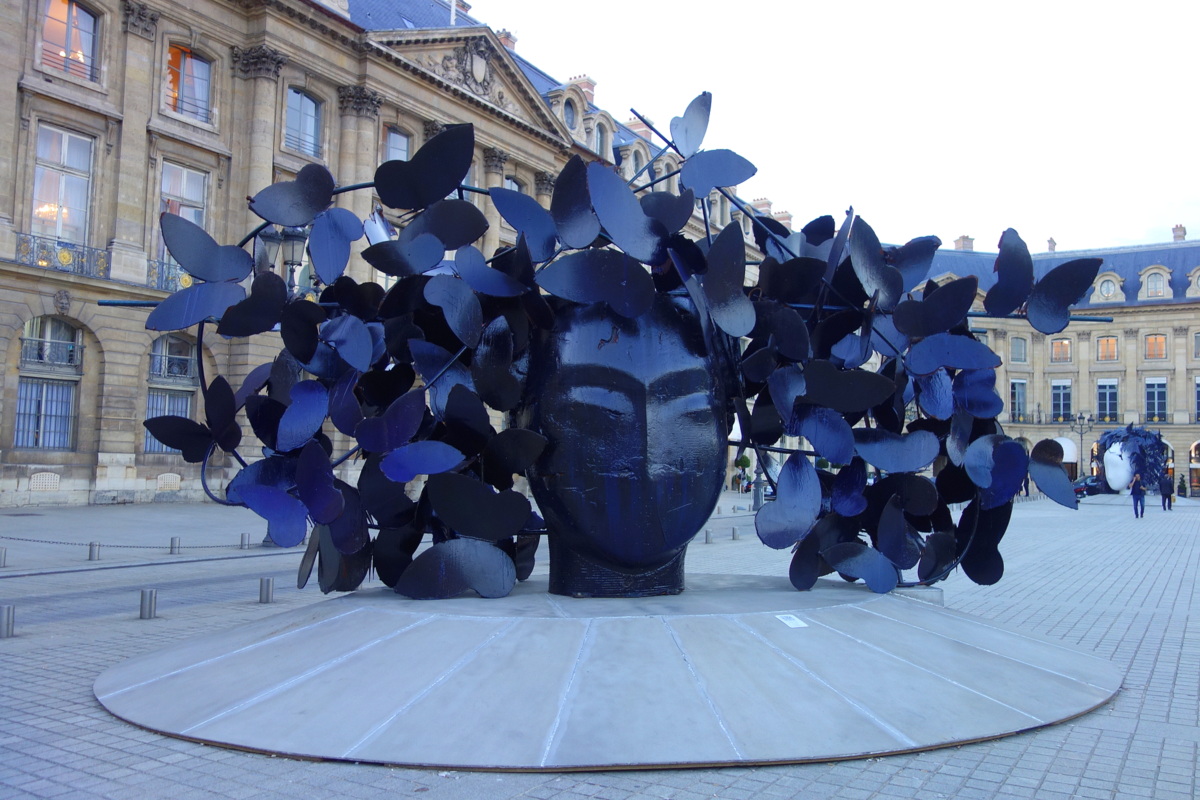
[{"x1": 469, "y1": 0, "x2": 1199, "y2": 253}]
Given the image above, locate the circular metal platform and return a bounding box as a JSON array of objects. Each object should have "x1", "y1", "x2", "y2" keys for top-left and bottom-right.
[{"x1": 95, "y1": 575, "x2": 1122, "y2": 770}]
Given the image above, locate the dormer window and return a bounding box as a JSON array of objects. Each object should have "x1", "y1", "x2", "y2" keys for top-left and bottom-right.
[
  {"x1": 1146, "y1": 272, "x2": 1166, "y2": 298},
  {"x1": 563, "y1": 98, "x2": 576, "y2": 130}
]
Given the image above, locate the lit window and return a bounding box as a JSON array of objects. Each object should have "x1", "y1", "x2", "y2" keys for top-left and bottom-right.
[
  {"x1": 1009, "y1": 380, "x2": 1027, "y2": 422},
  {"x1": 564, "y1": 98, "x2": 576, "y2": 130},
  {"x1": 1097, "y1": 379, "x2": 1118, "y2": 422},
  {"x1": 385, "y1": 127, "x2": 410, "y2": 162},
  {"x1": 1145, "y1": 334, "x2": 1167, "y2": 360},
  {"x1": 1051, "y1": 380, "x2": 1072, "y2": 422},
  {"x1": 285, "y1": 89, "x2": 322, "y2": 157},
  {"x1": 167, "y1": 45, "x2": 211, "y2": 122},
  {"x1": 159, "y1": 162, "x2": 207, "y2": 262},
  {"x1": 1145, "y1": 378, "x2": 1167, "y2": 422},
  {"x1": 40, "y1": 0, "x2": 97, "y2": 81},
  {"x1": 1051, "y1": 338, "x2": 1072, "y2": 362},
  {"x1": 1146, "y1": 272, "x2": 1166, "y2": 298},
  {"x1": 32, "y1": 124, "x2": 92, "y2": 243},
  {"x1": 1096, "y1": 336, "x2": 1118, "y2": 361},
  {"x1": 1010, "y1": 336, "x2": 1027, "y2": 363}
]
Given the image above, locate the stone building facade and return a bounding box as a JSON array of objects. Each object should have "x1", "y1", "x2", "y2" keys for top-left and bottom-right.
[{"x1": 0, "y1": 0, "x2": 774, "y2": 507}]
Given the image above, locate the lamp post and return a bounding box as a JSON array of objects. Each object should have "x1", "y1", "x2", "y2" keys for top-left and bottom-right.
[
  {"x1": 1069, "y1": 412, "x2": 1095, "y2": 479},
  {"x1": 281, "y1": 226, "x2": 309, "y2": 294}
]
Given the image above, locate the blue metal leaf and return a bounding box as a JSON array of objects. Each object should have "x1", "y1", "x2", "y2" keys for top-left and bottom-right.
[
  {"x1": 906, "y1": 332, "x2": 1002, "y2": 376},
  {"x1": 374, "y1": 123, "x2": 474, "y2": 210},
  {"x1": 536, "y1": 248, "x2": 655, "y2": 319},
  {"x1": 892, "y1": 276, "x2": 978, "y2": 337},
  {"x1": 983, "y1": 228, "x2": 1033, "y2": 317},
  {"x1": 1027, "y1": 257, "x2": 1103, "y2": 334},
  {"x1": 586, "y1": 161, "x2": 666, "y2": 264},
  {"x1": 275, "y1": 380, "x2": 329, "y2": 452},
  {"x1": 831, "y1": 457, "x2": 868, "y2": 517},
  {"x1": 795, "y1": 405, "x2": 855, "y2": 466},
  {"x1": 394, "y1": 538, "x2": 516, "y2": 599},
  {"x1": 847, "y1": 218, "x2": 903, "y2": 311},
  {"x1": 424, "y1": 274, "x2": 482, "y2": 348},
  {"x1": 1029, "y1": 439, "x2": 1079, "y2": 509},
  {"x1": 915, "y1": 369, "x2": 953, "y2": 420},
  {"x1": 295, "y1": 440, "x2": 344, "y2": 525},
  {"x1": 160, "y1": 213, "x2": 254, "y2": 283},
  {"x1": 249, "y1": 163, "x2": 336, "y2": 227},
  {"x1": 238, "y1": 485, "x2": 308, "y2": 548},
  {"x1": 670, "y1": 92, "x2": 712, "y2": 158},
  {"x1": 551, "y1": 155, "x2": 601, "y2": 249},
  {"x1": 328, "y1": 368, "x2": 363, "y2": 437},
  {"x1": 380, "y1": 440, "x2": 465, "y2": 484},
  {"x1": 425, "y1": 472, "x2": 532, "y2": 541},
  {"x1": 877, "y1": 496, "x2": 921, "y2": 569},
  {"x1": 702, "y1": 223, "x2": 755, "y2": 337},
  {"x1": 754, "y1": 453, "x2": 821, "y2": 549},
  {"x1": 953, "y1": 368, "x2": 1003, "y2": 418},
  {"x1": 308, "y1": 207, "x2": 364, "y2": 285},
  {"x1": 679, "y1": 149, "x2": 756, "y2": 199},
  {"x1": 853, "y1": 428, "x2": 939, "y2": 474},
  {"x1": 320, "y1": 314, "x2": 374, "y2": 372},
  {"x1": 355, "y1": 388, "x2": 426, "y2": 453},
  {"x1": 489, "y1": 187, "x2": 557, "y2": 262},
  {"x1": 453, "y1": 245, "x2": 526, "y2": 297},
  {"x1": 409, "y1": 340, "x2": 474, "y2": 420},
  {"x1": 146, "y1": 281, "x2": 245, "y2": 331},
  {"x1": 822, "y1": 542, "x2": 898, "y2": 593}
]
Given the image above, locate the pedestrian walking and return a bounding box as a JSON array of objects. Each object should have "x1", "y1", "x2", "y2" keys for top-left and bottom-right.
[
  {"x1": 1159, "y1": 473, "x2": 1174, "y2": 510},
  {"x1": 1129, "y1": 472, "x2": 1145, "y2": 518}
]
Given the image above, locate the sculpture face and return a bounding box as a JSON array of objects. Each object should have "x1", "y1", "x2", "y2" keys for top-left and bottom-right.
[
  {"x1": 1103, "y1": 443, "x2": 1134, "y2": 491},
  {"x1": 515, "y1": 296, "x2": 728, "y2": 596}
]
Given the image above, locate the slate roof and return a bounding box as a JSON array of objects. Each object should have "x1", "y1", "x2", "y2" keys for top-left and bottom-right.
[
  {"x1": 926, "y1": 239, "x2": 1200, "y2": 310},
  {"x1": 348, "y1": 0, "x2": 480, "y2": 30}
]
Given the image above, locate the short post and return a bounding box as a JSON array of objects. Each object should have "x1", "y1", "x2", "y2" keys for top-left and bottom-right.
[
  {"x1": 259, "y1": 577, "x2": 274, "y2": 604},
  {"x1": 139, "y1": 589, "x2": 157, "y2": 620},
  {"x1": 240, "y1": 533, "x2": 251, "y2": 550},
  {"x1": 704, "y1": 528, "x2": 712, "y2": 544},
  {"x1": 88, "y1": 542, "x2": 101, "y2": 561},
  {"x1": 169, "y1": 536, "x2": 181, "y2": 555},
  {"x1": 0, "y1": 605, "x2": 14, "y2": 638},
  {"x1": 732, "y1": 526, "x2": 740, "y2": 540},
  {"x1": 752, "y1": 462, "x2": 765, "y2": 511},
  {"x1": 0, "y1": 546, "x2": 7, "y2": 568}
]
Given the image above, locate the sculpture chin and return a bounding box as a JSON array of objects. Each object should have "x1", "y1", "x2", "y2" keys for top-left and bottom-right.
[
  {"x1": 1103, "y1": 444, "x2": 1134, "y2": 491},
  {"x1": 513, "y1": 296, "x2": 728, "y2": 597}
]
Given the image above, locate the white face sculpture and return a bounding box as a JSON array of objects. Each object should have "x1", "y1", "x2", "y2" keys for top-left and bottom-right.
[{"x1": 1103, "y1": 443, "x2": 1134, "y2": 491}]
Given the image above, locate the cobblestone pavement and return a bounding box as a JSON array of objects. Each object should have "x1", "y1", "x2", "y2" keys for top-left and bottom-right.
[{"x1": 1, "y1": 490, "x2": 1197, "y2": 799}]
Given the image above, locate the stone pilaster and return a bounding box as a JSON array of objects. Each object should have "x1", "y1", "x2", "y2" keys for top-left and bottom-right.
[
  {"x1": 122, "y1": 2, "x2": 159, "y2": 39},
  {"x1": 534, "y1": 171, "x2": 554, "y2": 207},
  {"x1": 482, "y1": 147, "x2": 509, "y2": 256},
  {"x1": 232, "y1": 45, "x2": 287, "y2": 232}
]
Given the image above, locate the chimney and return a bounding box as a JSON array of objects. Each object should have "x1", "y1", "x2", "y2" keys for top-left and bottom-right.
[
  {"x1": 954, "y1": 235, "x2": 974, "y2": 251},
  {"x1": 1047, "y1": 237, "x2": 1056, "y2": 253},
  {"x1": 751, "y1": 197, "x2": 773, "y2": 217},
  {"x1": 1173, "y1": 224, "x2": 1186, "y2": 242},
  {"x1": 625, "y1": 116, "x2": 652, "y2": 141},
  {"x1": 569, "y1": 75, "x2": 596, "y2": 105},
  {"x1": 773, "y1": 210, "x2": 793, "y2": 232},
  {"x1": 496, "y1": 28, "x2": 517, "y2": 50}
]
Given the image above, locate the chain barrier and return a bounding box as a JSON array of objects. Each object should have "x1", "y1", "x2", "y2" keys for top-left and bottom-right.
[{"x1": 0, "y1": 535, "x2": 256, "y2": 550}]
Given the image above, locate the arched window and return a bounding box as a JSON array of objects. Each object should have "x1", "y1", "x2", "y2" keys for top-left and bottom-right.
[
  {"x1": 595, "y1": 124, "x2": 607, "y2": 156},
  {"x1": 504, "y1": 175, "x2": 524, "y2": 194},
  {"x1": 631, "y1": 150, "x2": 643, "y2": 177},
  {"x1": 563, "y1": 99, "x2": 576, "y2": 130},
  {"x1": 146, "y1": 335, "x2": 198, "y2": 453},
  {"x1": 167, "y1": 45, "x2": 212, "y2": 122},
  {"x1": 1146, "y1": 272, "x2": 1166, "y2": 298},
  {"x1": 15, "y1": 317, "x2": 82, "y2": 450},
  {"x1": 285, "y1": 89, "x2": 322, "y2": 157},
  {"x1": 41, "y1": 0, "x2": 98, "y2": 81}
]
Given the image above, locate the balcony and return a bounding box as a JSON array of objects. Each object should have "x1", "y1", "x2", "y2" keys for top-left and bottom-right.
[
  {"x1": 147, "y1": 259, "x2": 186, "y2": 292},
  {"x1": 16, "y1": 234, "x2": 110, "y2": 279},
  {"x1": 20, "y1": 338, "x2": 84, "y2": 374},
  {"x1": 149, "y1": 353, "x2": 198, "y2": 384},
  {"x1": 1144, "y1": 413, "x2": 1171, "y2": 425}
]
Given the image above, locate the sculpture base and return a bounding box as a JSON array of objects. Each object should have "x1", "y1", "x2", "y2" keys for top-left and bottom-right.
[
  {"x1": 94, "y1": 575, "x2": 1122, "y2": 771},
  {"x1": 547, "y1": 536, "x2": 686, "y2": 597}
]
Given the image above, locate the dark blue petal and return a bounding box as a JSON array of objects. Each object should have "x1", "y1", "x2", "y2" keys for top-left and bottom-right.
[
  {"x1": 535, "y1": 249, "x2": 655, "y2": 319},
  {"x1": 160, "y1": 213, "x2": 253, "y2": 283},
  {"x1": 586, "y1": 161, "x2": 666, "y2": 264},
  {"x1": 702, "y1": 223, "x2": 755, "y2": 337},
  {"x1": 754, "y1": 453, "x2": 821, "y2": 549},
  {"x1": 489, "y1": 187, "x2": 557, "y2": 262},
  {"x1": 551, "y1": 155, "x2": 601, "y2": 249},
  {"x1": 308, "y1": 207, "x2": 363, "y2": 285},
  {"x1": 380, "y1": 440, "x2": 465, "y2": 483},
  {"x1": 906, "y1": 332, "x2": 1002, "y2": 376},
  {"x1": 453, "y1": 245, "x2": 526, "y2": 297},
  {"x1": 145, "y1": 281, "x2": 246, "y2": 331},
  {"x1": 295, "y1": 440, "x2": 344, "y2": 525},
  {"x1": 795, "y1": 405, "x2": 855, "y2": 466},
  {"x1": 822, "y1": 542, "x2": 898, "y2": 593},
  {"x1": 424, "y1": 274, "x2": 482, "y2": 348},
  {"x1": 355, "y1": 388, "x2": 426, "y2": 453},
  {"x1": 275, "y1": 380, "x2": 329, "y2": 452},
  {"x1": 394, "y1": 538, "x2": 516, "y2": 599},
  {"x1": 320, "y1": 314, "x2": 374, "y2": 372},
  {"x1": 983, "y1": 228, "x2": 1033, "y2": 317},
  {"x1": 1027, "y1": 258, "x2": 1103, "y2": 334},
  {"x1": 669, "y1": 92, "x2": 711, "y2": 158},
  {"x1": 249, "y1": 164, "x2": 335, "y2": 227},
  {"x1": 853, "y1": 428, "x2": 939, "y2": 474},
  {"x1": 238, "y1": 485, "x2": 308, "y2": 547},
  {"x1": 679, "y1": 149, "x2": 756, "y2": 199}
]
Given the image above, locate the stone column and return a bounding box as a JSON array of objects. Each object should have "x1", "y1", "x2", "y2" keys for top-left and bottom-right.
[
  {"x1": 1123, "y1": 328, "x2": 1139, "y2": 423},
  {"x1": 336, "y1": 86, "x2": 382, "y2": 283},
  {"x1": 1076, "y1": 330, "x2": 1091, "y2": 417},
  {"x1": 231, "y1": 45, "x2": 288, "y2": 231},
  {"x1": 481, "y1": 147, "x2": 509, "y2": 257},
  {"x1": 534, "y1": 171, "x2": 555, "y2": 209},
  {"x1": 1172, "y1": 326, "x2": 1189, "y2": 424}
]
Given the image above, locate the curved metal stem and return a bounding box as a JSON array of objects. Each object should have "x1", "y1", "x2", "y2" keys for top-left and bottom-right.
[{"x1": 200, "y1": 443, "x2": 241, "y2": 506}]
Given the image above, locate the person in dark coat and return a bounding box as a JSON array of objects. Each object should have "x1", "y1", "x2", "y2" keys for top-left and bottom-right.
[
  {"x1": 1129, "y1": 473, "x2": 1145, "y2": 518},
  {"x1": 1159, "y1": 473, "x2": 1174, "y2": 511}
]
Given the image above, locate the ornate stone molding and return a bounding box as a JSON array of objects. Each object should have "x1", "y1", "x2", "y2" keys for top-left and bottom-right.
[
  {"x1": 1031, "y1": 333, "x2": 1045, "y2": 343},
  {"x1": 1123, "y1": 328, "x2": 1139, "y2": 337},
  {"x1": 54, "y1": 289, "x2": 71, "y2": 316},
  {"x1": 1076, "y1": 330, "x2": 1091, "y2": 341},
  {"x1": 231, "y1": 45, "x2": 288, "y2": 80},
  {"x1": 337, "y1": 85, "x2": 383, "y2": 118},
  {"x1": 415, "y1": 39, "x2": 517, "y2": 116},
  {"x1": 1173, "y1": 326, "x2": 1189, "y2": 335},
  {"x1": 423, "y1": 120, "x2": 445, "y2": 140},
  {"x1": 122, "y1": 1, "x2": 159, "y2": 40},
  {"x1": 534, "y1": 171, "x2": 555, "y2": 197},
  {"x1": 483, "y1": 147, "x2": 509, "y2": 174},
  {"x1": 991, "y1": 329, "x2": 1007, "y2": 340}
]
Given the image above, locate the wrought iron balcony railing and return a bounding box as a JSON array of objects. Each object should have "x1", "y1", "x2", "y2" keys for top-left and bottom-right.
[
  {"x1": 147, "y1": 259, "x2": 186, "y2": 292},
  {"x1": 149, "y1": 353, "x2": 199, "y2": 383},
  {"x1": 16, "y1": 234, "x2": 110, "y2": 279},
  {"x1": 19, "y1": 338, "x2": 85, "y2": 373}
]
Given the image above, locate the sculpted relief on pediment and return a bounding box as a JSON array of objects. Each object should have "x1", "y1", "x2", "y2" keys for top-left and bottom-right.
[{"x1": 417, "y1": 40, "x2": 522, "y2": 119}]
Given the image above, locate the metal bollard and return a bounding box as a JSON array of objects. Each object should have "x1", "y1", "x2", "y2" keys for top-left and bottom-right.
[
  {"x1": 0, "y1": 546, "x2": 6, "y2": 568},
  {"x1": 732, "y1": 526, "x2": 740, "y2": 540},
  {"x1": 259, "y1": 577, "x2": 274, "y2": 604},
  {"x1": 88, "y1": 542, "x2": 101, "y2": 561},
  {"x1": 0, "y1": 605, "x2": 14, "y2": 638},
  {"x1": 717, "y1": 505, "x2": 722, "y2": 515},
  {"x1": 240, "y1": 533, "x2": 251, "y2": 550},
  {"x1": 169, "y1": 536, "x2": 181, "y2": 555},
  {"x1": 139, "y1": 589, "x2": 157, "y2": 620},
  {"x1": 704, "y1": 528, "x2": 712, "y2": 544}
]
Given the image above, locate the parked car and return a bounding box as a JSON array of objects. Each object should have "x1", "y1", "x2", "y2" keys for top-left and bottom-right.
[{"x1": 1073, "y1": 475, "x2": 1110, "y2": 498}]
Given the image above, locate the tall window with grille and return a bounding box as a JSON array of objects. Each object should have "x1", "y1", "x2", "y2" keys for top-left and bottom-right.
[
  {"x1": 1145, "y1": 378, "x2": 1167, "y2": 423},
  {"x1": 1009, "y1": 380, "x2": 1027, "y2": 422},
  {"x1": 1096, "y1": 335, "x2": 1118, "y2": 362},
  {"x1": 15, "y1": 317, "x2": 82, "y2": 450},
  {"x1": 166, "y1": 45, "x2": 211, "y2": 123},
  {"x1": 159, "y1": 162, "x2": 207, "y2": 262},
  {"x1": 1050, "y1": 338, "x2": 1072, "y2": 362},
  {"x1": 146, "y1": 335, "x2": 198, "y2": 453},
  {"x1": 1096, "y1": 379, "x2": 1119, "y2": 423},
  {"x1": 285, "y1": 89, "x2": 322, "y2": 157},
  {"x1": 1010, "y1": 336, "x2": 1027, "y2": 363},
  {"x1": 1051, "y1": 380, "x2": 1072, "y2": 422},
  {"x1": 40, "y1": 0, "x2": 98, "y2": 81},
  {"x1": 32, "y1": 124, "x2": 92, "y2": 243},
  {"x1": 1145, "y1": 334, "x2": 1167, "y2": 360}
]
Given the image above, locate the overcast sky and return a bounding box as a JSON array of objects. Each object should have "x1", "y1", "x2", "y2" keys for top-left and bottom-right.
[{"x1": 470, "y1": 0, "x2": 1199, "y2": 253}]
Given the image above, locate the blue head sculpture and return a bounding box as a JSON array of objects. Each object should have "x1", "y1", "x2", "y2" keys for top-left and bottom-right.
[{"x1": 514, "y1": 294, "x2": 729, "y2": 597}]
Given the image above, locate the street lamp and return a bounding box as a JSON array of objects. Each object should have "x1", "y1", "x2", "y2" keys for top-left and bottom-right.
[
  {"x1": 1069, "y1": 412, "x2": 1095, "y2": 478},
  {"x1": 281, "y1": 226, "x2": 309, "y2": 294}
]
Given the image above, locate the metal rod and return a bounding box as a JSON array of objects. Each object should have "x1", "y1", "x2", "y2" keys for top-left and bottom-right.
[
  {"x1": 139, "y1": 589, "x2": 157, "y2": 620},
  {"x1": 259, "y1": 577, "x2": 275, "y2": 604},
  {"x1": 0, "y1": 605, "x2": 13, "y2": 638}
]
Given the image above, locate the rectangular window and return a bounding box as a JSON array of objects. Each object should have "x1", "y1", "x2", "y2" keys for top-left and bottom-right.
[
  {"x1": 14, "y1": 376, "x2": 76, "y2": 449},
  {"x1": 167, "y1": 45, "x2": 211, "y2": 123},
  {"x1": 1050, "y1": 338, "x2": 1072, "y2": 362},
  {"x1": 1051, "y1": 380, "x2": 1072, "y2": 422},
  {"x1": 1145, "y1": 378, "x2": 1167, "y2": 422},
  {"x1": 1145, "y1": 334, "x2": 1167, "y2": 359},
  {"x1": 32, "y1": 123, "x2": 93, "y2": 242},
  {"x1": 1194, "y1": 332, "x2": 1200, "y2": 359},
  {"x1": 145, "y1": 389, "x2": 193, "y2": 453},
  {"x1": 1196, "y1": 378, "x2": 1200, "y2": 422},
  {"x1": 1096, "y1": 336, "x2": 1118, "y2": 361},
  {"x1": 285, "y1": 89, "x2": 322, "y2": 157},
  {"x1": 385, "y1": 128, "x2": 410, "y2": 162},
  {"x1": 1009, "y1": 380, "x2": 1027, "y2": 422},
  {"x1": 1097, "y1": 379, "x2": 1119, "y2": 423},
  {"x1": 159, "y1": 162, "x2": 207, "y2": 262},
  {"x1": 40, "y1": 0, "x2": 97, "y2": 81},
  {"x1": 1010, "y1": 337, "x2": 1027, "y2": 363}
]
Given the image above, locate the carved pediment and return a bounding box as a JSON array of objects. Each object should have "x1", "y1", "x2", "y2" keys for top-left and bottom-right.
[{"x1": 367, "y1": 28, "x2": 568, "y2": 144}]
